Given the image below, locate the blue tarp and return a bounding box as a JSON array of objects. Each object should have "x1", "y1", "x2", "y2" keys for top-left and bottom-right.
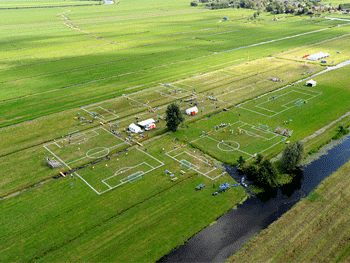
[{"x1": 220, "y1": 183, "x2": 230, "y2": 190}]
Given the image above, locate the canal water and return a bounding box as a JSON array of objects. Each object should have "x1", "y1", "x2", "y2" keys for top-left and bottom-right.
[{"x1": 159, "y1": 135, "x2": 350, "y2": 262}]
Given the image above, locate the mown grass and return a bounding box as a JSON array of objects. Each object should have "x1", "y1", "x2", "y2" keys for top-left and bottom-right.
[
  {"x1": 0, "y1": 135, "x2": 246, "y2": 262},
  {"x1": 1, "y1": 4, "x2": 349, "y2": 127},
  {"x1": 228, "y1": 159, "x2": 350, "y2": 263},
  {"x1": 1, "y1": 1, "x2": 350, "y2": 262},
  {"x1": 174, "y1": 63, "x2": 350, "y2": 163}
]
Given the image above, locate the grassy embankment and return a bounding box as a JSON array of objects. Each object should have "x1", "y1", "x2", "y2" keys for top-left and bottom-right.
[{"x1": 228, "y1": 159, "x2": 350, "y2": 263}]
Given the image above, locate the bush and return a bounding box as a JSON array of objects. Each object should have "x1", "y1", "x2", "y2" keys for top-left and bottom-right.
[
  {"x1": 332, "y1": 126, "x2": 349, "y2": 140},
  {"x1": 280, "y1": 140, "x2": 305, "y2": 172}
]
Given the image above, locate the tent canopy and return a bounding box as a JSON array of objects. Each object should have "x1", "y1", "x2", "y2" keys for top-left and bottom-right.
[
  {"x1": 306, "y1": 79, "x2": 317, "y2": 87},
  {"x1": 138, "y1": 118, "x2": 155, "y2": 127}
]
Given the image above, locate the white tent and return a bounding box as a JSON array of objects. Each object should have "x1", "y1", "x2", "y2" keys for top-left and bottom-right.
[
  {"x1": 185, "y1": 106, "x2": 198, "y2": 116},
  {"x1": 306, "y1": 79, "x2": 317, "y2": 87},
  {"x1": 307, "y1": 52, "x2": 330, "y2": 61},
  {"x1": 129, "y1": 123, "x2": 142, "y2": 133},
  {"x1": 138, "y1": 118, "x2": 156, "y2": 130},
  {"x1": 138, "y1": 118, "x2": 155, "y2": 127}
]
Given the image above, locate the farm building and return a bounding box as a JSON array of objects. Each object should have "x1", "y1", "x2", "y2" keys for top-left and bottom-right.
[
  {"x1": 129, "y1": 123, "x2": 142, "y2": 133},
  {"x1": 185, "y1": 106, "x2": 198, "y2": 116},
  {"x1": 138, "y1": 118, "x2": 156, "y2": 130},
  {"x1": 306, "y1": 79, "x2": 317, "y2": 87}
]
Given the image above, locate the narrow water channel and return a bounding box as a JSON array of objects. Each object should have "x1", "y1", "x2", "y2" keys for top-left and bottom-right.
[{"x1": 159, "y1": 136, "x2": 350, "y2": 262}]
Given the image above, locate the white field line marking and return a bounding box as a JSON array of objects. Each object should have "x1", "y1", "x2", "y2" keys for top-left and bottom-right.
[
  {"x1": 69, "y1": 131, "x2": 87, "y2": 139},
  {"x1": 188, "y1": 120, "x2": 244, "y2": 144},
  {"x1": 43, "y1": 145, "x2": 100, "y2": 195},
  {"x1": 202, "y1": 167, "x2": 218, "y2": 176},
  {"x1": 102, "y1": 162, "x2": 152, "y2": 183},
  {"x1": 98, "y1": 106, "x2": 119, "y2": 118},
  {"x1": 165, "y1": 152, "x2": 222, "y2": 180},
  {"x1": 81, "y1": 107, "x2": 107, "y2": 122},
  {"x1": 255, "y1": 105, "x2": 278, "y2": 113},
  {"x1": 50, "y1": 127, "x2": 127, "y2": 165},
  {"x1": 180, "y1": 159, "x2": 201, "y2": 170},
  {"x1": 102, "y1": 180, "x2": 113, "y2": 189},
  {"x1": 281, "y1": 98, "x2": 304, "y2": 108},
  {"x1": 136, "y1": 147, "x2": 164, "y2": 166},
  {"x1": 68, "y1": 130, "x2": 79, "y2": 135},
  {"x1": 99, "y1": 126, "x2": 129, "y2": 145},
  {"x1": 239, "y1": 81, "x2": 324, "y2": 118},
  {"x1": 293, "y1": 86, "x2": 322, "y2": 95},
  {"x1": 45, "y1": 129, "x2": 99, "y2": 147},
  {"x1": 240, "y1": 106, "x2": 271, "y2": 117},
  {"x1": 251, "y1": 126, "x2": 271, "y2": 134},
  {"x1": 53, "y1": 142, "x2": 62, "y2": 148},
  {"x1": 258, "y1": 139, "x2": 285, "y2": 155},
  {"x1": 175, "y1": 151, "x2": 210, "y2": 165},
  {"x1": 120, "y1": 171, "x2": 146, "y2": 184},
  {"x1": 239, "y1": 122, "x2": 284, "y2": 140},
  {"x1": 124, "y1": 95, "x2": 152, "y2": 108},
  {"x1": 205, "y1": 136, "x2": 254, "y2": 157},
  {"x1": 156, "y1": 89, "x2": 191, "y2": 99},
  {"x1": 224, "y1": 85, "x2": 255, "y2": 94}
]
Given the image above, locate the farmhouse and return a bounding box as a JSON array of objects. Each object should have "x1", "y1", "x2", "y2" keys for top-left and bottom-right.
[{"x1": 185, "y1": 106, "x2": 198, "y2": 115}]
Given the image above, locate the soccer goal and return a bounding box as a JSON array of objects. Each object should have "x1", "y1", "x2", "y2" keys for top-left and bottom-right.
[
  {"x1": 295, "y1": 99, "x2": 304, "y2": 106},
  {"x1": 120, "y1": 171, "x2": 143, "y2": 183},
  {"x1": 258, "y1": 124, "x2": 269, "y2": 131},
  {"x1": 181, "y1": 159, "x2": 192, "y2": 170}
]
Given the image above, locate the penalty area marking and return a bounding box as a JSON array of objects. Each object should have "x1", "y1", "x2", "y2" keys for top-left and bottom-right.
[
  {"x1": 129, "y1": 99, "x2": 149, "y2": 107},
  {"x1": 217, "y1": 140, "x2": 240, "y2": 151},
  {"x1": 86, "y1": 147, "x2": 110, "y2": 159},
  {"x1": 228, "y1": 85, "x2": 255, "y2": 93}
]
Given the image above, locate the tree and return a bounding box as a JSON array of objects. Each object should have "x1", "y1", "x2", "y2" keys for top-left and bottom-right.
[
  {"x1": 285, "y1": 4, "x2": 294, "y2": 13},
  {"x1": 280, "y1": 140, "x2": 305, "y2": 172},
  {"x1": 237, "y1": 155, "x2": 245, "y2": 166},
  {"x1": 255, "y1": 153, "x2": 263, "y2": 165},
  {"x1": 165, "y1": 103, "x2": 185, "y2": 132},
  {"x1": 256, "y1": 159, "x2": 278, "y2": 187},
  {"x1": 242, "y1": 164, "x2": 258, "y2": 181}
]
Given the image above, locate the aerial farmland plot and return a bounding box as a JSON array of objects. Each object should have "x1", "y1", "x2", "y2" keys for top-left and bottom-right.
[{"x1": 1, "y1": 0, "x2": 350, "y2": 261}]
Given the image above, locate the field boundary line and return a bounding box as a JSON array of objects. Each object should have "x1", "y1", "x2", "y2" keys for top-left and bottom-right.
[{"x1": 43, "y1": 145, "x2": 100, "y2": 195}]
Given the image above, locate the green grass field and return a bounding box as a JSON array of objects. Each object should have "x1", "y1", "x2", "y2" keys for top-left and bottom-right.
[{"x1": 1, "y1": 0, "x2": 350, "y2": 261}]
